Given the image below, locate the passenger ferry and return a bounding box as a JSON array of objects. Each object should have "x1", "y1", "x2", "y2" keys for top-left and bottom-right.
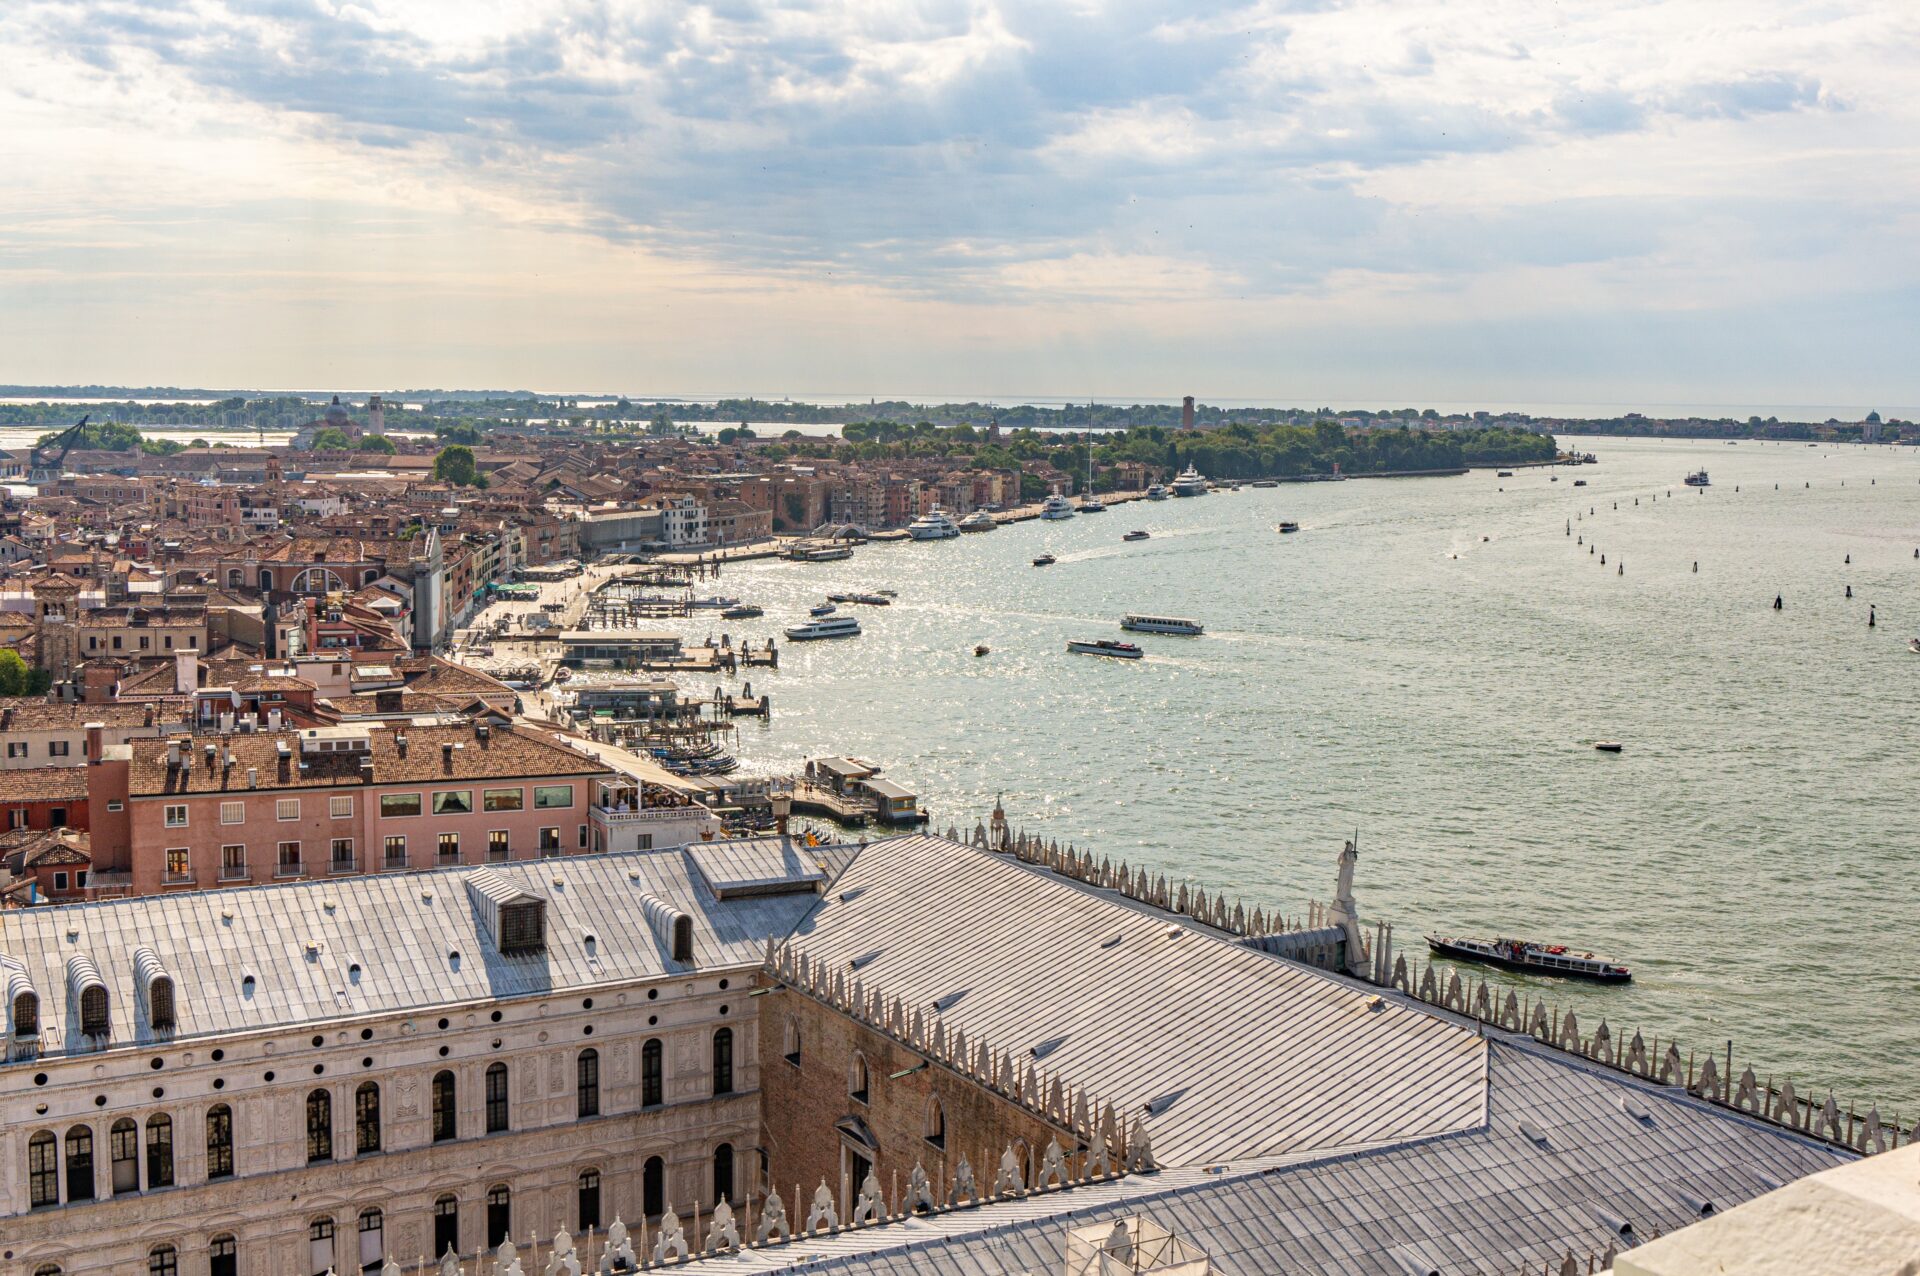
[
  {"x1": 784, "y1": 616, "x2": 862, "y2": 641},
  {"x1": 1040, "y1": 492, "x2": 1076, "y2": 520},
  {"x1": 957, "y1": 509, "x2": 997, "y2": 532},
  {"x1": 1145, "y1": 484, "x2": 1170, "y2": 501},
  {"x1": 1121, "y1": 614, "x2": 1203, "y2": 636},
  {"x1": 1067, "y1": 638, "x2": 1142, "y2": 660},
  {"x1": 1170, "y1": 464, "x2": 1209, "y2": 497},
  {"x1": 1426, "y1": 934, "x2": 1631, "y2": 983},
  {"x1": 907, "y1": 508, "x2": 961, "y2": 539},
  {"x1": 1685, "y1": 470, "x2": 1711, "y2": 487}
]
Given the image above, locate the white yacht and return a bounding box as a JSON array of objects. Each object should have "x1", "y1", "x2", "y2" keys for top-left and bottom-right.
[
  {"x1": 1145, "y1": 484, "x2": 1170, "y2": 501},
  {"x1": 1121, "y1": 614, "x2": 1204, "y2": 636},
  {"x1": 906, "y1": 508, "x2": 961, "y2": 540},
  {"x1": 1040, "y1": 492, "x2": 1075, "y2": 520},
  {"x1": 1170, "y1": 464, "x2": 1209, "y2": 497},
  {"x1": 957, "y1": 509, "x2": 997, "y2": 532},
  {"x1": 784, "y1": 615, "x2": 862, "y2": 641}
]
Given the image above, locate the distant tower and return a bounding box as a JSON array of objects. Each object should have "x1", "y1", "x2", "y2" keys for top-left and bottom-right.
[
  {"x1": 367, "y1": 395, "x2": 386, "y2": 435},
  {"x1": 989, "y1": 794, "x2": 1008, "y2": 851},
  {"x1": 1181, "y1": 396, "x2": 1195, "y2": 430},
  {"x1": 31, "y1": 575, "x2": 83, "y2": 681}
]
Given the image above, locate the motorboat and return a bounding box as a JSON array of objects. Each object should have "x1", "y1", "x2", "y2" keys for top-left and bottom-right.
[
  {"x1": 1033, "y1": 553, "x2": 1057, "y2": 567},
  {"x1": 1170, "y1": 464, "x2": 1209, "y2": 497},
  {"x1": 974, "y1": 645, "x2": 990, "y2": 657},
  {"x1": 1078, "y1": 495, "x2": 1107, "y2": 512},
  {"x1": 907, "y1": 508, "x2": 961, "y2": 539},
  {"x1": 958, "y1": 509, "x2": 997, "y2": 532},
  {"x1": 1276, "y1": 521, "x2": 1300, "y2": 533},
  {"x1": 1145, "y1": 484, "x2": 1170, "y2": 501},
  {"x1": 720, "y1": 604, "x2": 763, "y2": 619},
  {"x1": 1427, "y1": 934, "x2": 1631, "y2": 983},
  {"x1": 1908, "y1": 637, "x2": 1920, "y2": 654},
  {"x1": 809, "y1": 603, "x2": 837, "y2": 617},
  {"x1": 1496, "y1": 470, "x2": 1513, "y2": 477},
  {"x1": 1594, "y1": 741, "x2": 1623, "y2": 753},
  {"x1": 689, "y1": 595, "x2": 740, "y2": 609},
  {"x1": 1122, "y1": 530, "x2": 1150, "y2": 542},
  {"x1": 828, "y1": 592, "x2": 890, "y2": 606},
  {"x1": 784, "y1": 616, "x2": 862, "y2": 641},
  {"x1": 1040, "y1": 492, "x2": 1076, "y2": 520},
  {"x1": 1685, "y1": 470, "x2": 1711, "y2": 487},
  {"x1": 1067, "y1": 639, "x2": 1143, "y2": 659},
  {"x1": 1121, "y1": 614, "x2": 1203, "y2": 636},
  {"x1": 1573, "y1": 479, "x2": 1587, "y2": 487},
  {"x1": 1250, "y1": 480, "x2": 1278, "y2": 488}
]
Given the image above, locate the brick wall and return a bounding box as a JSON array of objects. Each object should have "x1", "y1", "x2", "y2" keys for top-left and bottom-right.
[{"x1": 757, "y1": 991, "x2": 1068, "y2": 1215}]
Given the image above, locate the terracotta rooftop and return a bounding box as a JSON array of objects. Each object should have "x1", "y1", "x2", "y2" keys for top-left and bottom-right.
[{"x1": 0, "y1": 766, "x2": 89, "y2": 802}]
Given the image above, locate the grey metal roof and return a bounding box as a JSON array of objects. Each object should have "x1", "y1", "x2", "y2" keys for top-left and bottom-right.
[
  {"x1": 687, "y1": 839, "x2": 831, "y2": 898},
  {"x1": 683, "y1": 1040, "x2": 1850, "y2": 1275},
  {"x1": 0, "y1": 839, "x2": 856, "y2": 1061},
  {"x1": 781, "y1": 835, "x2": 1489, "y2": 1166}
]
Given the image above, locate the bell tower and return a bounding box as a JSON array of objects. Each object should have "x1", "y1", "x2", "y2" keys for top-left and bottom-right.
[{"x1": 32, "y1": 574, "x2": 83, "y2": 681}]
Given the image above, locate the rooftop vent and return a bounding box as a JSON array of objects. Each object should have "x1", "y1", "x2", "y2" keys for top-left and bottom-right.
[
  {"x1": 638, "y1": 891, "x2": 694, "y2": 963},
  {"x1": 1063, "y1": 1217, "x2": 1212, "y2": 1275},
  {"x1": 246, "y1": 767, "x2": 258, "y2": 789},
  {"x1": 2, "y1": 957, "x2": 37, "y2": 1040},
  {"x1": 465, "y1": 868, "x2": 546, "y2": 955},
  {"x1": 66, "y1": 954, "x2": 109, "y2": 1040}
]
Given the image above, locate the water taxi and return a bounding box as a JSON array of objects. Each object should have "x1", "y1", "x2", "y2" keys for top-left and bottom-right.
[
  {"x1": 957, "y1": 509, "x2": 997, "y2": 532},
  {"x1": 1276, "y1": 521, "x2": 1300, "y2": 533},
  {"x1": 809, "y1": 603, "x2": 837, "y2": 617},
  {"x1": 1067, "y1": 638, "x2": 1143, "y2": 660},
  {"x1": 784, "y1": 616, "x2": 862, "y2": 641},
  {"x1": 720, "y1": 604, "x2": 763, "y2": 620},
  {"x1": 1685, "y1": 469, "x2": 1711, "y2": 487},
  {"x1": 1122, "y1": 530, "x2": 1150, "y2": 542},
  {"x1": 1427, "y1": 935, "x2": 1631, "y2": 983},
  {"x1": 1496, "y1": 470, "x2": 1513, "y2": 477},
  {"x1": 1145, "y1": 484, "x2": 1170, "y2": 500},
  {"x1": 1078, "y1": 496, "x2": 1108, "y2": 512},
  {"x1": 907, "y1": 508, "x2": 961, "y2": 539},
  {"x1": 1170, "y1": 464, "x2": 1209, "y2": 497},
  {"x1": 1573, "y1": 479, "x2": 1587, "y2": 487},
  {"x1": 1908, "y1": 637, "x2": 1920, "y2": 654},
  {"x1": 1040, "y1": 492, "x2": 1075, "y2": 520},
  {"x1": 1250, "y1": 479, "x2": 1278, "y2": 488},
  {"x1": 1033, "y1": 553, "x2": 1057, "y2": 567},
  {"x1": 1121, "y1": 614, "x2": 1203, "y2": 636}
]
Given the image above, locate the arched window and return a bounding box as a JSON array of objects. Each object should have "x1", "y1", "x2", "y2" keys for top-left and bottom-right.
[
  {"x1": 712, "y1": 1027, "x2": 734, "y2": 1096},
  {"x1": 306, "y1": 1090, "x2": 333, "y2": 1163},
  {"x1": 577, "y1": 1048, "x2": 600, "y2": 1118},
  {"x1": 64, "y1": 1125, "x2": 94, "y2": 1201},
  {"x1": 433, "y1": 1194, "x2": 459, "y2": 1260},
  {"x1": 79, "y1": 984, "x2": 109, "y2": 1037},
  {"x1": 290, "y1": 568, "x2": 346, "y2": 594},
  {"x1": 782, "y1": 1015, "x2": 801, "y2": 1065},
  {"x1": 226, "y1": 568, "x2": 242, "y2": 590},
  {"x1": 641, "y1": 1038, "x2": 663, "y2": 1107},
  {"x1": 257, "y1": 569, "x2": 272, "y2": 593},
  {"x1": 34, "y1": 1266, "x2": 62, "y2": 1276},
  {"x1": 13, "y1": 989, "x2": 38, "y2": 1037},
  {"x1": 485, "y1": 1184, "x2": 511, "y2": 1249},
  {"x1": 147, "y1": 1245, "x2": 177, "y2": 1276},
  {"x1": 578, "y1": 1168, "x2": 602, "y2": 1231},
  {"x1": 712, "y1": 1142, "x2": 734, "y2": 1206},
  {"x1": 209, "y1": 1233, "x2": 237, "y2": 1276},
  {"x1": 206, "y1": 1103, "x2": 234, "y2": 1180},
  {"x1": 355, "y1": 1082, "x2": 381, "y2": 1154},
  {"x1": 485, "y1": 1063, "x2": 509, "y2": 1132},
  {"x1": 643, "y1": 1155, "x2": 665, "y2": 1219},
  {"x1": 145, "y1": 1113, "x2": 174, "y2": 1188},
  {"x1": 430, "y1": 1070, "x2": 456, "y2": 1142},
  {"x1": 308, "y1": 1216, "x2": 335, "y2": 1276},
  {"x1": 110, "y1": 1117, "x2": 139, "y2": 1194},
  {"x1": 358, "y1": 1207, "x2": 385, "y2": 1271},
  {"x1": 28, "y1": 1129, "x2": 58, "y2": 1207},
  {"x1": 924, "y1": 1096, "x2": 946, "y2": 1150},
  {"x1": 849, "y1": 1053, "x2": 870, "y2": 1105}
]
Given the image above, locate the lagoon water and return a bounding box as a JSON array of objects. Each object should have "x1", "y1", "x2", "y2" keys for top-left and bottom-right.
[{"x1": 666, "y1": 435, "x2": 1920, "y2": 1109}]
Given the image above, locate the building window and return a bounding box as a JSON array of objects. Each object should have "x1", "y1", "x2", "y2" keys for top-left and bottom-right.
[
  {"x1": 486, "y1": 1184, "x2": 512, "y2": 1249},
  {"x1": 5, "y1": 741, "x2": 23, "y2": 758},
  {"x1": 215, "y1": 844, "x2": 245, "y2": 880},
  {"x1": 330, "y1": 838, "x2": 354, "y2": 871},
  {"x1": 782, "y1": 1016, "x2": 801, "y2": 1066},
  {"x1": 578, "y1": 822, "x2": 588, "y2": 849},
  {"x1": 206, "y1": 1104, "x2": 234, "y2": 1179},
  {"x1": 65, "y1": 1125, "x2": 94, "y2": 1201},
  {"x1": 209, "y1": 1235, "x2": 236, "y2": 1276},
  {"x1": 925, "y1": 1097, "x2": 946, "y2": 1150},
  {"x1": 147, "y1": 1246, "x2": 177, "y2": 1276},
  {"x1": 849, "y1": 1053, "x2": 869, "y2": 1105},
  {"x1": 163, "y1": 804, "x2": 188, "y2": 827},
  {"x1": 80, "y1": 983, "x2": 109, "y2": 1036},
  {"x1": 578, "y1": 1168, "x2": 602, "y2": 1231},
  {"x1": 533, "y1": 785, "x2": 573, "y2": 809},
  {"x1": 713, "y1": 1142, "x2": 734, "y2": 1206},
  {"x1": 165, "y1": 848, "x2": 190, "y2": 881},
  {"x1": 355, "y1": 1082, "x2": 381, "y2": 1154},
  {"x1": 487, "y1": 829, "x2": 510, "y2": 861},
  {"x1": 28, "y1": 1129, "x2": 58, "y2": 1207},
  {"x1": 379, "y1": 793, "x2": 422, "y2": 817},
  {"x1": 485, "y1": 1062, "x2": 509, "y2": 1132},
  {"x1": 434, "y1": 1193, "x2": 459, "y2": 1257},
  {"x1": 8, "y1": 809, "x2": 24, "y2": 830},
  {"x1": 111, "y1": 1118, "x2": 140, "y2": 1194},
  {"x1": 220, "y1": 801, "x2": 245, "y2": 824},
  {"x1": 432, "y1": 790, "x2": 473, "y2": 815},
  {"x1": 48, "y1": 740, "x2": 70, "y2": 758},
  {"x1": 358, "y1": 1208, "x2": 384, "y2": 1269},
  {"x1": 482, "y1": 787, "x2": 523, "y2": 812},
  {"x1": 52, "y1": 871, "x2": 67, "y2": 891},
  {"x1": 643, "y1": 1156, "x2": 665, "y2": 1219},
  {"x1": 277, "y1": 841, "x2": 301, "y2": 875},
  {"x1": 306, "y1": 1089, "x2": 333, "y2": 1162},
  {"x1": 308, "y1": 1217, "x2": 335, "y2": 1275},
  {"x1": 431, "y1": 1070, "x2": 456, "y2": 1142},
  {"x1": 577, "y1": 1048, "x2": 600, "y2": 1118},
  {"x1": 329, "y1": 795, "x2": 353, "y2": 818},
  {"x1": 146, "y1": 1113, "x2": 174, "y2": 1188},
  {"x1": 437, "y1": 832, "x2": 460, "y2": 864},
  {"x1": 540, "y1": 827, "x2": 561, "y2": 855},
  {"x1": 642, "y1": 1038, "x2": 663, "y2": 1107},
  {"x1": 275, "y1": 798, "x2": 300, "y2": 821},
  {"x1": 713, "y1": 1027, "x2": 734, "y2": 1096},
  {"x1": 383, "y1": 835, "x2": 406, "y2": 868}
]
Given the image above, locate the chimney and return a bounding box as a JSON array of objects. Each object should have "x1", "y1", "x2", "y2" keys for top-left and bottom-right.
[
  {"x1": 395, "y1": 733, "x2": 408, "y2": 757},
  {"x1": 267, "y1": 708, "x2": 281, "y2": 730},
  {"x1": 246, "y1": 767, "x2": 257, "y2": 789},
  {"x1": 173, "y1": 649, "x2": 199, "y2": 695},
  {"x1": 166, "y1": 741, "x2": 181, "y2": 768}
]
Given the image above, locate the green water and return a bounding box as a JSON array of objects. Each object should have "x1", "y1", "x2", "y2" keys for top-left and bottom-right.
[{"x1": 671, "y1": 436, "x2": 1920, "y2": 1111}]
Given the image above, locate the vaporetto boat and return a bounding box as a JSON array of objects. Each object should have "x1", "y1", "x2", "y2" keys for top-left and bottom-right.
[
  {"x1": 1121, "y1": 614, "x2": 1204, "y2": 636},
  {"x1": 1426, "y1": 934, "x2": 1631, "y2": 983},
  {"x1": 784, "y1": 616, "x2": 863, "y2": 641}
]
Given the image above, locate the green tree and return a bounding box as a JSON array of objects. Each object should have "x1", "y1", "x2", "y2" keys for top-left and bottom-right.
[
  {"x1": 435, "y1": 422, "x2": 483, "y2": 446},
  {"x1": 139, "y1": 438, "x2": 184, "y2": 456},
  {"x1": 310, "y1": 427, "x2": 351, "y2": 450},
  {"x1": 356, "y1": 434, "x2": 397, "y2": 454},
  {"x1": 0, "y1": 647, "x2": 32, "y2": 695},
  {"x1": 433, "y1": 444, "x2": 479, "y2": 486}
]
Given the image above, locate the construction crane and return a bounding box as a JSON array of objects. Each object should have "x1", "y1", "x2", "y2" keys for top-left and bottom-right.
[{"x1": 28, "y1": 414, "x2": 91, "y2": 482}]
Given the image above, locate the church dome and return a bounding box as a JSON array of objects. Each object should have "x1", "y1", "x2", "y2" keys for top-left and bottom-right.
[{"x1": 324, "y1": 396, "x2": 349, "y2": 424}]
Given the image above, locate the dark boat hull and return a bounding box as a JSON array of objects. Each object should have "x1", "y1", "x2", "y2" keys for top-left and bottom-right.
[{"x1": 1427, "y1": 936, "x2": 1631, "y2": 983}]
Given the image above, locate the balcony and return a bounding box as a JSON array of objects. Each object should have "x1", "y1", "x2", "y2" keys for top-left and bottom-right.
[
  {"x1": 219, "y1": 868, "x2": 250, "y2": 883},
  {"x1": 329, "y1": 858, "x2": 358, "y2": 875},
  {"x1": 274, "y1": 863, "x2": 304, "y2": 879},
  {"x1": 382, "y1": 856, "x2": 409, "y2": 872},
  {"x1": 162, "y1": 872, "x2": 196, "y2": 887}
]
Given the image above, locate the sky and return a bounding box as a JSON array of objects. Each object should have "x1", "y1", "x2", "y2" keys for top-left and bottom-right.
[{"x1": 1, "y1": 0, "x2": 1917, "y2": 408}]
